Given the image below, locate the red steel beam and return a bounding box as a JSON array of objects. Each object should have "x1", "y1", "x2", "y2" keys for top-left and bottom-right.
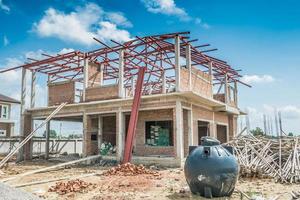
[{"x1": 122, "y1": 67, "x2": 146, "y2": 163}]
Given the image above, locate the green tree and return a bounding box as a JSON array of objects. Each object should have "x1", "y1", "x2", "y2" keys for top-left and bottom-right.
[
  {"x1": 288, "y1": 132, "x2": 294, "y2": 137},
  {"x1": 250, "y1": 127, "x2": 264, "y2": 136},
  {"x1": 43, "y1": 130, "x2": 58, "y2": 138}
]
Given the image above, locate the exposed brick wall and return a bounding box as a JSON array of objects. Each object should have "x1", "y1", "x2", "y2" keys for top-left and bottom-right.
[
  {"x1": 48, "y1": 81, "x2": 75, "y2": 106},
  {"x1": 180, "y1": 67, "x2": 212, "y2": 98},
  {"x1": 213, "y1": 94, "x2": 225, "y2": 103},
  {"x1": 102, "y1": 116, "x2": 116, "y2": 145},
  {"x1": 88, "y1": 62, "x2": 103, "y2": 87},
  {"x1": 85, "y1": 85, "x2": 119, "y2": 102},
  {"x1": 192, "y1": 105, "x2": 213, "y2": 145},
  {"x1": 214, "y1": 112, "x2": 229, "y2": 124},
  {"x1": 0, "y1": 123, "x2": 11, "y2": 137},
  {"x1": 134, "y1": 109, "x2": 175, "y2": 157}
]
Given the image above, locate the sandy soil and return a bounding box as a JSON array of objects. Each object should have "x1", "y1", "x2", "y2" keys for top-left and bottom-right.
[{"x1": 0, "y1": 160, "x2": 299, "y2": 200}]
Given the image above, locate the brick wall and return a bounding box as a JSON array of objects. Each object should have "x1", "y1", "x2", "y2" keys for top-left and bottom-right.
[
  {"x1": 102, "y1": 116, "x2": 116, "y2": 145},
  {"x1": 180, "y1": 67, "x2": 212, "y2": 98},
  {"x1": 48, "y1": 81, "x2": 75, "y2": 106},
  {"x1": 88, "y1": 62, "x2": 103, "y2": 87},
  {"x1": 85, "y1": 85, "x2": 119, "y2": 102},
  {"x1": 134, "y1": 109, "x2": 175, "y2": 157}
]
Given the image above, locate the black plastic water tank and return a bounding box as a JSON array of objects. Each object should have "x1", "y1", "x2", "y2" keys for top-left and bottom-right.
[{"x1": 184, "y1": 137, "x2": 239, "y2": 198}]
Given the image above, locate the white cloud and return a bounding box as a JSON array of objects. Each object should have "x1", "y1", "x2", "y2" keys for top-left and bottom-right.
[
  {"x1": 105, "y1": 12, "x2": 133, "y2": 28},
  {"x1": 33, "y1": 3, "x2": 132, "y2": 45},
  {"x1": 141, "y1": 0, "x2": 191, "y2": 21},
  {"x1": 96, "y1": 21, "x2": 131, "y2": 42},
  {"x1": 3, "y1": 35, "x2": 9, "y2": 46},
  {"x1": 0, "y1": 0, "x2": 10, "y2": 12},
  {"x1": 241, "y1": 74, "x2": 275, "y2": 84}
]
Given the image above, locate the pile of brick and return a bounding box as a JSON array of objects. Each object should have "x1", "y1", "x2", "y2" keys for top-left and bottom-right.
[
  {"x1": 103, "y1": 163, "x2": 160, "y2": 177},
  {"x1": 48, "y1": 179, "x2": 95, "y2": 195}
]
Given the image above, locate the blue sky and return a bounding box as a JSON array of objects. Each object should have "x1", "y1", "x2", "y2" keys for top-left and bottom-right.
[{"x1": 0, "y1": 0, "x2": 299, "y2": 134}]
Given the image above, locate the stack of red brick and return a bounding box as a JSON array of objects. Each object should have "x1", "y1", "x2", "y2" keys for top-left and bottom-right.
[
  {"x1": 103, "y1": 163, "x2": 160, "y2": 177},
  {"x1": 49, "y1": 179, "x2": 95, "y2": 195}
]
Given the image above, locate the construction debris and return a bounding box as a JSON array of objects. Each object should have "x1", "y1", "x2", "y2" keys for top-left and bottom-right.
[
  {"x1": 48, "y1": 179, "x2": 95, "y2": 195},
  {"x1": 103, "y1": 163, "x2": 160, "y2": 178},
  {"x1": 228, "y1": 134, "x2": 300, "y2": 183}
]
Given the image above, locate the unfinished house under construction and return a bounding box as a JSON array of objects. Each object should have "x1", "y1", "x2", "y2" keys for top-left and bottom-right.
[{"x1": 1, "y1": 32, "x2": 250, "y2": 167}]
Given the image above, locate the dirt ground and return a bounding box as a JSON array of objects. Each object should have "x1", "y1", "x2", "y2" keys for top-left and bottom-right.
[{"x1": 0, "y1": 160, "x2": 299, "y2": 200}]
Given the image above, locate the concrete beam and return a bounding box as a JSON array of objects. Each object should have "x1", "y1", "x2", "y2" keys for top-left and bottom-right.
[
  {"x1": 30, "y1": 71, "x2": 36, "y2": 108},
  {"x1": 187, "y1": 109, "x2": 193, "y2": 146},
  {"x1": 116, "y1": 111, "x2": 125, "y2": 161},
  {"x1": 98, "y1": 115, "x2": 103, "y2": 151},
  {"x1": 162, "y1": 71, "x2": 166, "y2": 93},
  {"x1": 175, "y1": 100, "x2": 184, "y2": 161},
  {"x1": 17, "y1": 67, "x2": 27, "y2": 162},
  {"x1": 175, "y1": 36, "x2": 181, "y2": 92},
  {"x1": 82, "y1": 57, "x2": 89, "y2": 102},
  {"x1": 186, "y1": 44, "x2": 192, "y2": 90},
  {"x1": 45, "y1": 121, "x2": 50, "y2": 159},
  {"x1": 118, "y1": 50, "x2": 125, "y2": 98}
]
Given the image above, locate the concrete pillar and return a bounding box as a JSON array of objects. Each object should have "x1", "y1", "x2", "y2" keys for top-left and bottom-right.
[
  {"x1": 175, "y1": 100, "x2": 184, "y2": 161},
  {"x1": 82, "y1": 112, "x2": 92, "y2": 156},
  {"x1": 211, "y1": 112, "x2": 216, "y2": 138},
  {"x1": 23, "y1": 113, "x2": 33, "y2": 160},
  {"x1": 30, "y1": 71, "x2": 36, "y2": 108},
  {"x1": 175, "y1": 36, "x2": 181, "y2": 92},
  {"x1": 45, "y1": 121, "x2": 50, "y2": 159},
  {"x1": 118, "y1": 50, "x2": 125, "y2": 98},
  {"x1": 162, "y1": 71, "x2": 166, "y2": 93},
  {"x1": 17, "y1": 67, "x2": 27, "y2": 162},
  {"x1": 187, "y1": 109, "x2": 193, "y2": 146},
  {"x1": 82, "y1": 57, "x2": 89, "y2": 102},
  {"x1": 131, "y1": 78, "x2": 135, "y2": 96},
  {"x1": 224, "y1": 73, "x2": 229, "y2": 104},
  {"x1": 234, "y1": 81, "x2": 238, "y2": 105},
  {"x1": 186, "y1": 44, "x2": 192, "y2": 90},
  {"x1": 116, "y1": 111, "x2": 125, "y2": 161},
  {"x1": 98, "y1": 115, "x2": 103, "y2": 151},
  {"x1": 209, "y1": 61, "x2": 214, "y2": 97},
  {"x1": 99, "y1": 64, "x2": 104, "y2": 86}
]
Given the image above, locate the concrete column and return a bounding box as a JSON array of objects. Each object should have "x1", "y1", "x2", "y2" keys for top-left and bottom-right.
[
  {"x1": 17, "y1": 67, "x2": 27, "y2": 162},
  {"x1": 82, "y1": 57, "x2": 89, "y2": 102},
  {"x1": 131, "y1": 78, "x2": 135, "y2": 96},
  {"x1": 30, "y1": 71, "x2": 36, "y2": 108},
  {"x1": 162, "y1": 71, "x2": 166, "y2": 93},
  {"x1": 99, "y1": 64, "x2": 104, "y2": 86},
  {"x1": 186, "y1": 44, "x2": 192, "y2": 90},
  {"x1": 45, "y1": 121, "x2": 50, "y2": 159},
  {"x1": 118, "y1": 50, "x2": 125, "y2": 98},
  {"x1": 116, "y1": 111, "x2": 125, "y2": 161},
  {"x1": 98, "y1": 115, "x2": 103, "y2": 152},
  {"x1": 175, "y1": 100, "x2": 184, "y2": 161},
  {"x1": 175, "y1": 36, "x2": 181, "y2": 92},
  {"x1": 187, "y1": 109, "x2": 193, "y2": 146},
  {"x1": 211, "y1": 112, "x2": 216, "y2": 138},
  {"x1": 82, "y1": 113, "x2": 92, "y2": 157},
  {"x1": 209, "y1": 61, "x2": 214, "y2": 97},
  {"x1": 224, "y1": 73, "x2": 229, "y2": 104},
  {"x1": 234, "y1": 81, "x2": 238, "y2": 105}
]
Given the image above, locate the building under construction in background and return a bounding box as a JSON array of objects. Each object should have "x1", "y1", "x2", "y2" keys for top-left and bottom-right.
[{"x1": 0, "y1": 31, "x2": 250, "y2": 167}]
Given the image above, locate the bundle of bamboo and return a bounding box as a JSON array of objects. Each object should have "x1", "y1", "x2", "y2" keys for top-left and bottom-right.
[{"x1": 228, "y1": 134, "x2": 300, "y2": 183}]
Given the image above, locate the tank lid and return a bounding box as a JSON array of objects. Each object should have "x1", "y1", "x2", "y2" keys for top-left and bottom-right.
[{"x1": 200, "y1": 136, "x2": 220, "y2": 146}]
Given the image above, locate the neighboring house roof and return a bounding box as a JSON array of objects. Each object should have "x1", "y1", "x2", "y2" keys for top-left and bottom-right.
[{"x1": 0, "y1": 93, "x2": 20, "y2": 104}]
